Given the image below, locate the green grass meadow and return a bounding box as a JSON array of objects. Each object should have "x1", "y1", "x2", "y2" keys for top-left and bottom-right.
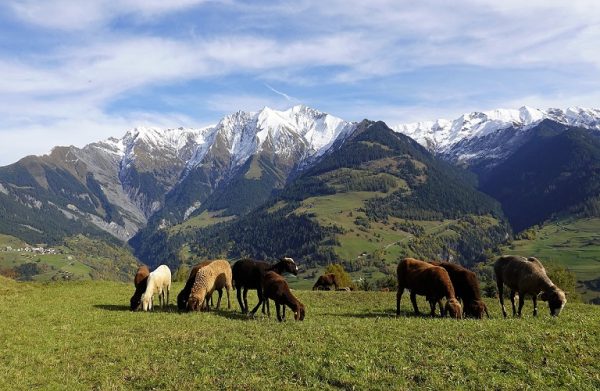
[{"x1": 1, "y1": 278, "x2": 599, "y2": 390}]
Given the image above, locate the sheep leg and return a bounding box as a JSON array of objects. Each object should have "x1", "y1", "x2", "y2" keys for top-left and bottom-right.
[
  {"x1": 260, "y1": 288, "x2": 267, "y2": 315},
  {"x1": 438, "y1": 299, "x2": 445, "y2": 317},
  {"x1": 215, "y1": 289, "x2": 223, "y2": 310},
  {"x1": 497, "y1": 278, "x2": 507, "y2": 318},
  {"x1": 282, "y1": 305, "x2": 286, "y2": 321},
  {"x1": 265, "y1": 298, "x2": 270, "y2": 317},
  {"x1": 517, "y1": 292, "x2": 525, "y2": 317},
  {"x1": 532, "y1": 295, "x2": 538, "y2": 317},
  {"x1": 250, "y1": 290, "x2": 264, "y2": 315},
  {"x1": 276, "y1": 303, "x2": 283, "y2": 322},
  {"x1": 510, "y1": 290, "x2": 517, "y2": 317},
  {"x1": 166, "y1": 286, "x2": 170, "y2": 308},
  {"x1": 226, "y1": 286, "x2": 231, "y2": 310},
  {"x1": 428, "y1": 299, "x2": 436, "y2": 316},
  {"x1": 396, "y1": 287, "x2": 404, "y2": 316},
  {"x1": 243, "y1": 288, "x2": 249, "y2": 313},
  {"x1": 236, "y1": 287, "x2": 245, "y2": 313},
  {"x1": 410, "y1": 292, "x2": 420, "y2": 315}
]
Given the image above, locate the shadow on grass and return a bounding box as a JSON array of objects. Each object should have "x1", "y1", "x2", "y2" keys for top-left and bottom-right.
[
  {"x1": 93, "y1": 304, "x2": 131, "y2": 312},
  {"x1": 207, "y1": 309, "x2": 254, "y2": 320},
  {"x1": 92, "y1": 304, "x2": 295, "y2": 320},
  {"x1": 324, "y1": 310, "x2": 430, "y2": 319},
  {"x1": 93, "y1": 304, "x2": 181, "y2": 313}
]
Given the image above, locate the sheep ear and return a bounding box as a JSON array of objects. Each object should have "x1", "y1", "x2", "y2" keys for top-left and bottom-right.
[{"x1": 539, "y1": 291, "x2": 549, "y2": 301}]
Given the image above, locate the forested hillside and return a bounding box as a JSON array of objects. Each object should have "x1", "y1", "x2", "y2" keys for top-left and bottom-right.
[{"x1": 132, "y1": 121, "x2": 510, "y2": 275}]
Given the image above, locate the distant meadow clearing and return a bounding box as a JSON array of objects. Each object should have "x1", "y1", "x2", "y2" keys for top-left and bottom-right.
[{"x1": 1, "y1": 278, "x2": 599, "y2": 390}]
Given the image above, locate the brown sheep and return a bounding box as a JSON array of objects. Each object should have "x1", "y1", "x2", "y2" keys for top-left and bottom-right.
[
  {"x1": 187, "y1": 260, "x2": 233, "y2": 312},
  {"x1": 430, "y1": 262, "x2": 489, "y2": 319},
  {"x1": 494, "y1": 255, "x2": 567, "y2": 317},
  {"x1": 177, "y1": 261, "x2": 213, "y2": 310},
  {"x1": 262, "y1": 271, "x2": 305, "y2": 322},
  {"x1": 130, "y1": 265, "x2": 150, "y2": 311},
  {"x1": 396, "y1": 258, "x2": 462, "y2": 319},
  {"x1": 312, "y1": 273, "x2": 339, "y2": 291}
]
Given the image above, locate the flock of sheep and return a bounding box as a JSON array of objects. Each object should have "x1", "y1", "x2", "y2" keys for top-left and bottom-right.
[{"x1": 128, "y1": 254, "x2": 567, "y2": 321}]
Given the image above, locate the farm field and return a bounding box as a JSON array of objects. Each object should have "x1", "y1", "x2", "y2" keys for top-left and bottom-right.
[
  {"x1": 504, "y1": 218, "x2": 600, "y2": 302},
  {"x1": 1, "y1": 278, "x2": 599, "y2": 390}
]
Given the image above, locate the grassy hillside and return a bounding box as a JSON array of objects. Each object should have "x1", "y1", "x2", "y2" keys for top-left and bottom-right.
[
  {"x1": 1, "y1": 281, "x2": 598, "y2": 390},
  {"x1": 0, "y1": 234, "x2": 139, "y2": 282},
  {"x1": 504, "y1": 217, "x2": 600, "y2": 303}
]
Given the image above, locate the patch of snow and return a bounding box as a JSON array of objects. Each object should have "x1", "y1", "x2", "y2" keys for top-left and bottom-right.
[{"x1": 394, "y1": 106, "x2": 600, "y2": 153}]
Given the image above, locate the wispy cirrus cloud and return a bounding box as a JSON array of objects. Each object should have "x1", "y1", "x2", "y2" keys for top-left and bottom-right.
[{"x1": 1, "y1": 0, "x2": 600, "y2": 165}]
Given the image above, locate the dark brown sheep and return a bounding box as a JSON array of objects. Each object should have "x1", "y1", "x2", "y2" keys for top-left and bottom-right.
[
  {"x1": 396, "y1": 258, "x2": 462, "y2": 319},
  {"x1": 232, "y1": 257, "x2": 298, "y2": 314},
  {"x1": 177, "y1": 261, "x2": 213, "y2": 311},
  {"x1": 262, "y1": 271, "x2": 305, "y2": 322},
  {"x1": 430, "y1": 261, "x2": 489, "y2": 319},
  {"x1": 130, "y1": 265, "x2": 150, "y2": 311},
  {"x1": 494, "y1": 255, "x2": 567, "y2": 317},
  {"x1": 312, "y1": 273, "x2": 339, "y2": 291}
]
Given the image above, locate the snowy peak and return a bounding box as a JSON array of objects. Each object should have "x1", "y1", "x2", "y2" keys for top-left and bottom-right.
[
  {"x1": 394, "y1": 106, "x2": 600, "y2": 153},
  {"x1": 185, "y1": 105, "x2": 354, "y2": 171}
]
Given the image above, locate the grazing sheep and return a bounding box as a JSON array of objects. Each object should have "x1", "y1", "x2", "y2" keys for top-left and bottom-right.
[
  {"x1": 232, "y1": 257, "x2": 298, "y2": 314},
  {"x1": 312, "y1": 273, "x2": 339, "y2": 291},
  {"x1": 494, "y1": 255, "x2": 567, "y2": 317},
  {"x1": 177, "y1": 261, "x2": 213, "y2": 311},
  {"x1": 187, "y1": 260, "x2": 233, "y2": 312},
  {"x1": 396, "y1": 258, "x2": 462, "y2": 319},
  {"x1": 130, "y1": 265, "x2": 150, "y2": 311},
  {"x1": 431, "y1": 262, "x2": 489, "y2": 319},
  {"x1": 142, "y1": 265, "x2": 171, "y2": 311},
  {"x1": 262, "y1": 271, "x2": 305, "y2": 322}
]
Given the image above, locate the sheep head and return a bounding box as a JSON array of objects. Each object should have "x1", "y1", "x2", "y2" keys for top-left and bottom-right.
[
  {"x1": 281, "y1": 257, "x2": 299, "y2": 276},
  {"x1": 445, "y1": 298, "x2": 462, "y2": 319},
  {"x1": 130, "y1": 294, "x2": 142, "y2": 311},
  {"x1": 294, "y1": 303, "x2": 305, "y2": 321},
  {"x1": 465, "y1": 300, "x2": 488, "y2": 319},
  {"x1": 187, "y1": 290, "x2": 208, "y2": 312},
  {"x1": 187, "y1": 295, "x2": 203, "y2": 311},
  {"x1": 177, "y1": 290, "x2": 188, "y2": 311},
  {"x1": 540, "y1": 286, "x2": 567, "y2": 316}
]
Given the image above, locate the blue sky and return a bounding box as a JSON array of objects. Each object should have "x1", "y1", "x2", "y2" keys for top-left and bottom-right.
[{"x1": 1, "y1": 0, "x2": 600, "y2": 165}]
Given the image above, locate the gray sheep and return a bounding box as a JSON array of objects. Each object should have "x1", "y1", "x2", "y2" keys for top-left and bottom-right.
[{"x1": 494, "y1": 255, "x2": 566, "y2": 317}]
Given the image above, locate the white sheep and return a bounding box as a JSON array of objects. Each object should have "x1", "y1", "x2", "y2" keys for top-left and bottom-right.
[
  {"x1": 142, "y1": 265, "x2": 172, "y2": 311},
  {"x1": 187, "y1": 260, "x2": 232, "y2": 311}
]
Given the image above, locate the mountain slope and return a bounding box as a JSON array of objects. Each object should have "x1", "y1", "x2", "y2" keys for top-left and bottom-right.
[
  {"x1": 0, "y1": 105, "x2": 354, "y2": 246},
  {"x1": 394, "y1": 106, "x2": 600, "y2": 172},
  {"x1": 136, "y1": 121, "x2": 509, "y2": 271},
  {"x1": 480, "y1": 125, "x2": 600, "y2": 231}
]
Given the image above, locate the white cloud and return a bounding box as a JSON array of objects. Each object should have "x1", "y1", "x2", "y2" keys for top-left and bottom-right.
[
  {"x1": 7, "y1": 0, "x2": 211, "y2": 30},
  {"x1": 2, "y1": 0, "x2": 600, "y2": 165}
]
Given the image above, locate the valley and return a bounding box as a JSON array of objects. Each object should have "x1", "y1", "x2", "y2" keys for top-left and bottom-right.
[{"x1": 1, "y1": 105, "x2": 600, "y2": 302}]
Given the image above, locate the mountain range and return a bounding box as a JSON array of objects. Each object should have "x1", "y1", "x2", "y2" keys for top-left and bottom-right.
[{"x1": 1, "y1": 104, "x2": 600, "y2": 274}]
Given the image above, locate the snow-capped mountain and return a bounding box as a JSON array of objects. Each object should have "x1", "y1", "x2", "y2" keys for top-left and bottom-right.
[
  {"x1": 0, "y1": 105, "x2": 354, "y2": 242},
  {"x1": 184, "y1": 105, "x2": 353, "y2": 169},
  {"x1": 393, "y1": 106, "x2": 600, "y2": 165},
  {"x1": 2, "y1": 103, "x2": 600, "y2": 245}
]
